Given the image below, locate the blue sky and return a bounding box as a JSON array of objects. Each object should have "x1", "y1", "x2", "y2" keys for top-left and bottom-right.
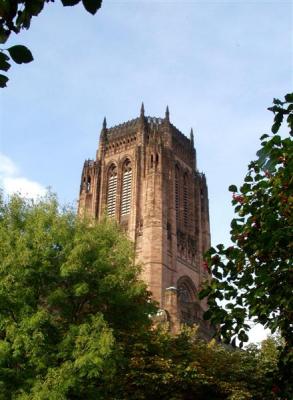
[{"x1": 0, "y1": 0, "x2": 292, "y2": 341}]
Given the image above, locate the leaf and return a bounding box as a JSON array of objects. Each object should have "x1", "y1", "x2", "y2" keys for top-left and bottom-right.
[
  {"x1": 240, "y1": 183, "x2": 251, "y2": 194},
  {"x1": 272, "y1": 121, "x2": 280, "y2": 134},
  {"x1": 0, "y1": 52, "x2": 10, "y2": 72},
  {"x1": 16, "y1": 10, "x2": 32, "y2": 30},
  {"x1": 198, "y1": 286, "x2": 211, "y2": 299},
  {"x1": 260, "y1": 134, "x2": 269, "y2": 140},
  {"x1": 268, "y1": 105, "x2": 284, "y2": 114},
  {"x1": 273, "y1": 98, "x2": 284, "y2": 105},
  {"x1": 228, "y1": 185, "x2": 238, "y2": 192},
  {"x1": 0, "y1": 74, "x2": 8, "y2": 88},
  {"x1": 236, "y1": 297, "x2": 243, "y2": 306},
  {"x1": 203, "y1": 310, "x2": 212, "y2": 320},
  {"x1": 61, "y1": 0, "x2": 81, "y2": 5},
  {"x1": 213, "y1": 270, "x2": 222, "y2": 280},
  {"x1": 82, "y1": 0, "x2": 102, "y2": 14},
  {"x1": 7, "y1": 45, "x2": 33, "y2": 64},
  {"x1": 284, "y1": 93, "x2": 293, "y2": 103},
  {"x1": 271, "y1": 134, "x2": 281, "y2": 146},
  {"x1": 238, "y1": 330, "x2": 249, "y2": 343},
  {"x1": 27, "y1": 0, "x2": 45, "y2": 16},
  {"x1": 274, "y1": 112, "x2": 284, "y2": 125},
  {"x1": 244, "y1": 175, "x2": 253, "y2": 182},
  {"x1": 0, "y1": 27, "x2": 10, "y2": 44}
]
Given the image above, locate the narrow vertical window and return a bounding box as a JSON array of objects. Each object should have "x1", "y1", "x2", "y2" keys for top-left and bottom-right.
[
  {"x1": 121, "y1": 160, "x2": 132, "y2": 216},
  {"x1": 86, "y1": 176, "x2": 91, "y2": 192},
  {"x1": 183, "y1": 173, "x2": 188, "y2": 227},
  {"x1": 175, "y1": 165, "x2": 180, "y2": 224},
  {"x1": 107, "y1": 164, "x2": 117, "y2": 217}
]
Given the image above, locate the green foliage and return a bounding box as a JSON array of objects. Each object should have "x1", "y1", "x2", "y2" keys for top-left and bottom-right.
[
  {"x1": 0, "y1": 193, "x2": 283, "y2": 399},
  {"x1": 0, "y1": 193, "x2": 155, "y2": 399},
  {"x1": 0, "y1": 72, "x2": 8, "y2": 87},
  {"x1": 199, "y1": 94, "x2": 293, "y2": 397},
  {"x1": 101, "y1": 327, "x2": 280, "y2": 400},
  {"x1": 0, "y1": 0, "x2": 102, "y2": 87}
]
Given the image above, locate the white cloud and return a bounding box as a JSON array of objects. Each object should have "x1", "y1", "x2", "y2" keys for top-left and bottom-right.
[
  {"x1": 0, "y1": 153, "x2": 46, "y2": 200},
  {"x1": 0, "y1": 153, "x2": 18, "y2": 176}
]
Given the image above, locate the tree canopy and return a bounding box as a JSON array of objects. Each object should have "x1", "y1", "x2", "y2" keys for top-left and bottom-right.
[
  {"x1": 108, "y1": 327, "x2": 281, "y2": 400},
  {"x1": 199, "y1": 93, "x2": 293, "y2": 397},
  {"x1": 0, "y1": 192, "x2": 155, "y2": 398},
  {"x1": 0, "y1": 192, "x2": 283, "y2": 399},
  {"x1": 0, "y1": 0, "x2": 103, "y2": 87}
]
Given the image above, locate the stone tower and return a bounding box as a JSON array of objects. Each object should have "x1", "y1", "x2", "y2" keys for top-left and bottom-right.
[{"x1": 78, "y1": 105, "x2": 212, "y2": 336}]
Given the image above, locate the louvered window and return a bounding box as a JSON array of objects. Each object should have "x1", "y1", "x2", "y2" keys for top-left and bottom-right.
[
  {"x1": 121, "y1": 160, "x2": 132, "y2": 216},
  {"x1": 175, "y1": 165, "x2": 180, "y2": 224},
  {"x1": 183, "y1": 174, "x2": 188, "y2": 227},
  {"x1": 107, "y1": 165, "x2": 117, "y2": 217}
]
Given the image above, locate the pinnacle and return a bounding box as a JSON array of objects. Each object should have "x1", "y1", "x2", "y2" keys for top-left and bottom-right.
[
  {"x1": 165, "y1": 105, "x2": 170, "y2": 121},
  {"x1": 140, "y1": 102, "x2": 145, "y2": 117}
]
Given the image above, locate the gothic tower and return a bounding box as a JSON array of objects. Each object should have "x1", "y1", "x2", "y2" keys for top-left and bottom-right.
[{"x1": 78, "y1": 105, "x2": 212, "y2": 336}]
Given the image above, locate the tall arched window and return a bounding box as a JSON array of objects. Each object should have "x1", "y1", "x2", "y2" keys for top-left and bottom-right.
[
  {"x1": 183, "y1": 173, "x2": 188, "y2": 227},
  {"x1": 107, "y1": 164, "x2": 118, "y2": 217},
  {"x1": 178, "y1": 281, "x2": 193, "y2": 304},
  {"x1": 121, "y1": 160, "x2": 132, "y2": 216},
  {"x1": 175, "y1": 165, "x2": 180, "y2": 224},
  {"x1": 177, "y1": 276, "x2": 198, "y2": 326}
]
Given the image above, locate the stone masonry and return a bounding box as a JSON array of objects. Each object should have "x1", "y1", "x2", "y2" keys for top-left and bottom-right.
[{"x1": 78, "y1": 104, "x2": 212, "y2": 337}]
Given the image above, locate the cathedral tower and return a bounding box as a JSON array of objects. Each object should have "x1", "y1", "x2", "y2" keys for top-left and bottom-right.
[{"x1": 78, "y1": 105, "x2": 212, "y2": 336}]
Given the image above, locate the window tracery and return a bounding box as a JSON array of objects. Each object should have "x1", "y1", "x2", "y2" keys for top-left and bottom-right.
[{"x1": 178, "y1": 282, "x2": 192, "y2": 303}]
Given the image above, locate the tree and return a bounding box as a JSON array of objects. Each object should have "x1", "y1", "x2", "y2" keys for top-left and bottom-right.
[
  {"x1": 0, "y1": 192, "x2": 283, "y2": 399},
  {"x1": 0, "y1": 0, "x2": 102, "y2": 87},
  {"x1": 0, "y1": 192, "x2": 155, "y2": 399},
  {"x1": 104, "y1": 327, "x2": 280, "y2": 400},
  {"x1": 199, "y1": 93, "x2": 293, "y2": 397}
]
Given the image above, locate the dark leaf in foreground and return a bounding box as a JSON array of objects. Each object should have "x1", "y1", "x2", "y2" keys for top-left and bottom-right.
[{"x1": 7, "y1": 45, "x2": 33, "y2": 64}]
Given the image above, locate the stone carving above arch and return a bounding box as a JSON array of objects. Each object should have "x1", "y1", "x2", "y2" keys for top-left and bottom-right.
[
  {"x1": 177, "y1": 230, "x2": 196, "y2": 265},
  {"x1": 106, "y1": 161, "x2": 118, "y2": 175},
  {"x1": 177, "y1": 276, "x2": 197, "y2": 302},
  {"x1": 119, "y1": 154, "x2": 133, "y2": 168}
]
